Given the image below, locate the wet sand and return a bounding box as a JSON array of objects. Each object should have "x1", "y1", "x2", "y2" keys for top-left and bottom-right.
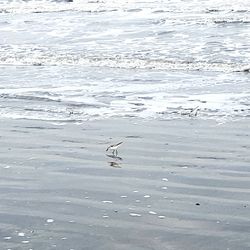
[{"x1": 0, "y1": 117, "x2": 250, "y2": 250}]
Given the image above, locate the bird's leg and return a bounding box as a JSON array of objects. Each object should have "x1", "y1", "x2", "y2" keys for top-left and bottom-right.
[
  {"x1": 115, "y1": 149, "x2": 118, "y2": 156},
  {"x1": 112, "y1": 149, "x2": 115, "y2": 155}
]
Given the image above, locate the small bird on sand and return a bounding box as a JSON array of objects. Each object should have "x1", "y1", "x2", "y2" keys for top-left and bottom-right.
[{"x1": 106, "y1": 142, "x2": 123, "y2": 155}]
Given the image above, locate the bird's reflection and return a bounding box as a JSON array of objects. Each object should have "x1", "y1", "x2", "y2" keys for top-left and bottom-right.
[
  {"x1": 106, "y1": 154, "x2": 123, "y2": 161},
  {"x1": 108, "y1": 161, "x2": 121, "y2": 168},
  {"x1": 106, "y1": 154, "x2": 123, "y2": 168}
]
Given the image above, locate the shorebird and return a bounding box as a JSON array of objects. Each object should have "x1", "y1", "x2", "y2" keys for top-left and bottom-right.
[
  {"x1": 66, "y1": 108, "x2": 74, "y2": 116},
  {"x1": 106, "y1": 142, "x2": 123, "y2": 155},
  {"x1": 189, "y1": 106, "x2": 199, "y2": 117}
]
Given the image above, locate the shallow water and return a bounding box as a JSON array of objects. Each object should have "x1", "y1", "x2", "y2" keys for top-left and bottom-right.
[
  {"x1": 0, "y1": 0, "x2": 250, "y2": 122},
  {"x1": 0, "y1": 66, "x2": 249, "y2": 122}
]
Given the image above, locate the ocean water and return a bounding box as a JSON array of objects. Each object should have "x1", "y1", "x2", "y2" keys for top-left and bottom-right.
[{"x1": 0, "y1": 0, "x2": 249, "y2": 122}]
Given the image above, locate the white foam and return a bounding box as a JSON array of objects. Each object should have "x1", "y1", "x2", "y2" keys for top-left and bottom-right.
[
  {"x1": 162, "y1": 178, "x2": 169, "y2": 182},
  {"x1": 102, "y1": 200, "x2": 113, "y2": 204},
  {"x1": 22, "y1": 241, "x2": 30, "y2": 244},
  {"x1": 158, "y1": 215, "x2": 166, "y2": 219},
  {"x1": 46, "y1": 219, "x2": 54, "y2": 223},
  {"x1": 129, "y1": 213, "x2": 142, "y2": 217},
  {"x1": 149, "y1": 211, "x2": 157, "y2": 215},
  {"x1": 4, "y1": 236, "x2": 12, "y2": 240}
]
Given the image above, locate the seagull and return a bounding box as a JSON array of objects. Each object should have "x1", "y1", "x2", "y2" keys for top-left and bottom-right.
[{"x1": 106, "y1": 142, "x2": 123, "y2": 155}]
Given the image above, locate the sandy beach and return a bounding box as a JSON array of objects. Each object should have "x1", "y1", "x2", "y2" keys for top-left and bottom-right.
[{"x1": 0, "y1": 117, "x2": 249, "y2": 250}]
